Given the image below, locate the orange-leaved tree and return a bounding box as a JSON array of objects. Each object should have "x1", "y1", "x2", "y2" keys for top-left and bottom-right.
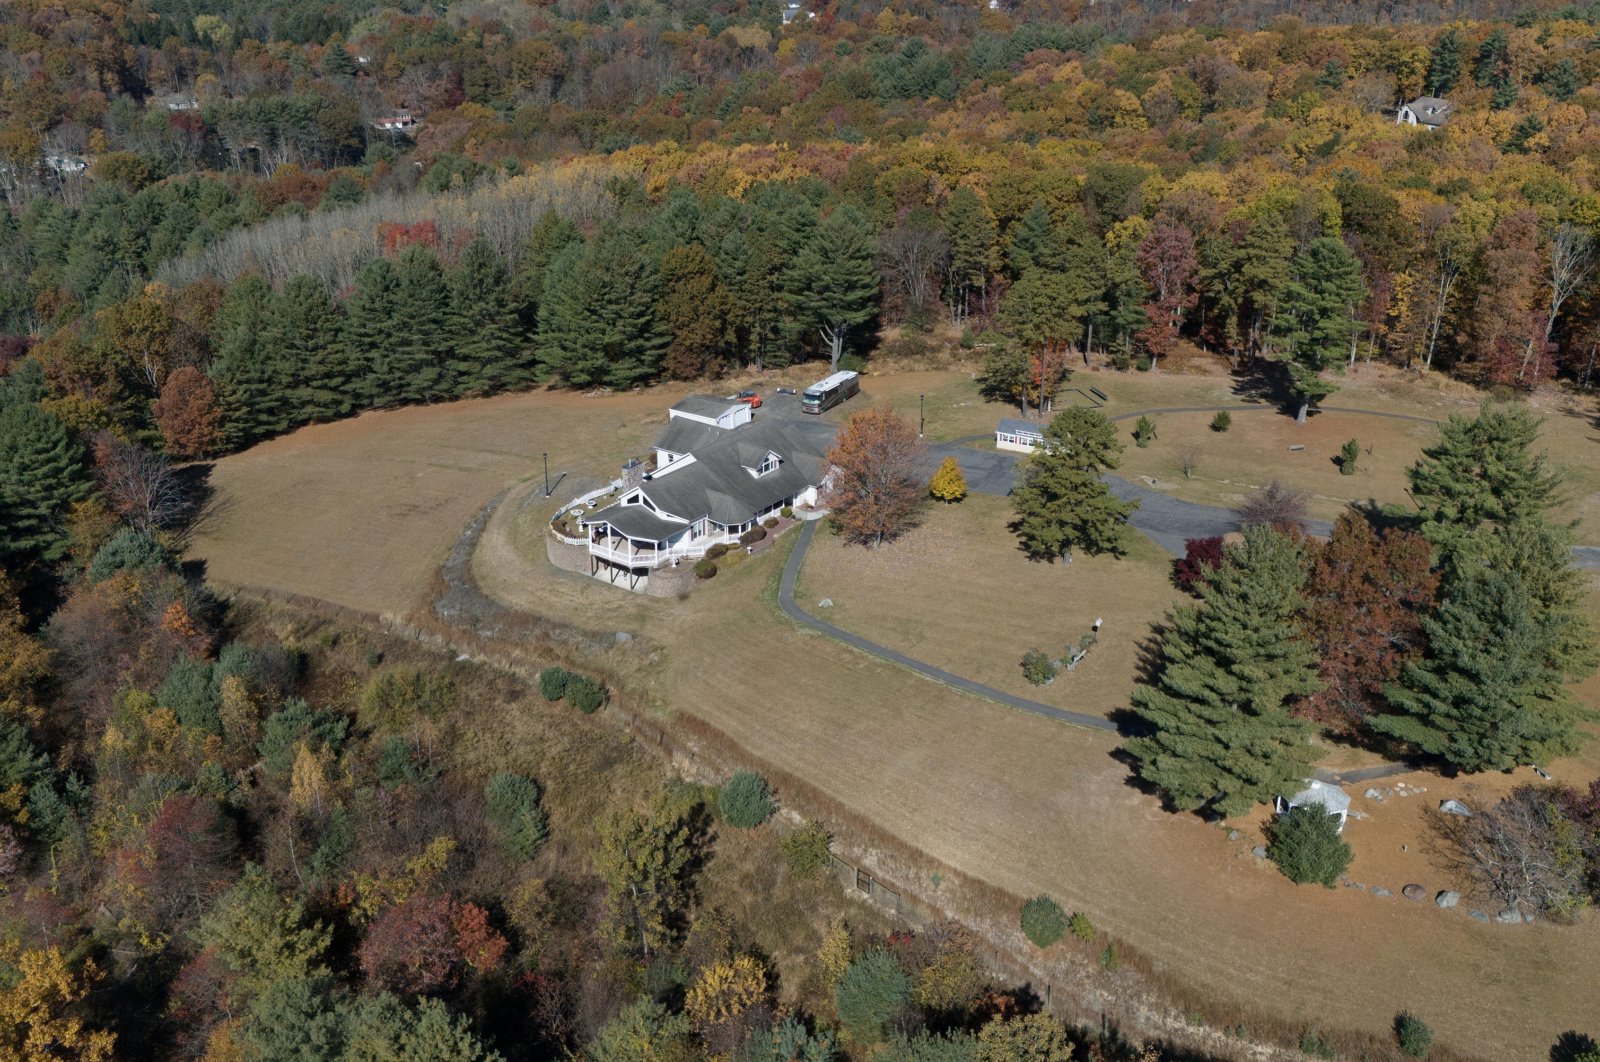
[{"x1": 824, "y1": 407, "x2": 927, "y2": 546}]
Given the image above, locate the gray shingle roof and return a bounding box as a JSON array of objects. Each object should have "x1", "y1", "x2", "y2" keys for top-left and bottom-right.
[
  {"x1": 655, "y1": 418, "x2": 726, "y2": 455},
  {"x1": 997, "y1": 417, "x2": 1045, "y2": 437},
  {"x1": 587, "y1": 503, "x2": 685, "y2": 542},
  {"x1": 1404, "y1": 96, "x2": 1452, "y2": 124},
  {"x1": 638, "y1": 417, "x2": 827, "y2": 526},
  {"x1": 671, "y1": 394, "x2": 743, "y2": 419}
]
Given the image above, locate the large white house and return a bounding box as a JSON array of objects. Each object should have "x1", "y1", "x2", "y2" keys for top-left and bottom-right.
[{"x1": 579, "y1": 406, "x2": 827, "y2": 587}]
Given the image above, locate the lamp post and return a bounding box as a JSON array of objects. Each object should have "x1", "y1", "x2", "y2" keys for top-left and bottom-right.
[
  {"x1": 919, "y1": 393, "x2": 925, "y2": 438},
  {"x1": 543, "y1": 452, "x2": 550, "y2": 498}
]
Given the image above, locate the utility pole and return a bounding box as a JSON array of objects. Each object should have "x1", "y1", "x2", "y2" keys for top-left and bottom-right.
[{"x1": 543, "y1": 453, "x2": 550, "y2": 497}]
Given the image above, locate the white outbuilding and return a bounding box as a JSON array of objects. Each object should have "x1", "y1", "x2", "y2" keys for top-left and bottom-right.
[{"x1": 1274, "y1": 779, "x2": 1352, "y2": 833}]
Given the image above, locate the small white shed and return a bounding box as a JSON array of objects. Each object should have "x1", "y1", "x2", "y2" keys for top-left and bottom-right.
[
  {"x1": 995, "y1": 417, "x2": 1046, "y2": 453},
  {"x1": 1275, "y1": 780, "x2": 1352, "y2": 833}
]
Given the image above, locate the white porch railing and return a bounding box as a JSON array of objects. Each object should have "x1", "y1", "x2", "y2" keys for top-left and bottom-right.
[
  {"x1": 589, "y1": 534, "x2": 726, "y2": 569},
  {"x1": 549, "y1": 478, "x2": 626, "y2": 545}
]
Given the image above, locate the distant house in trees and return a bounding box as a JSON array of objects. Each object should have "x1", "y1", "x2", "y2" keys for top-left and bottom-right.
[
  {"x1": 575, "y1": 403, "x2": 828, "y2": 588},
  {"x1": 372, "y1": 110, "x2": 419, "y2": 134},
  {"x1": 995, "y1": 417, "x2": 1047, "y2": 453},
  {"x1": 1396, "y1": 97, "x2": 1453, "y2": 130},
  {"x1": 1274, "y1": 780, "x2": 1352, "y2": 833},
  {"x1": 159, "y1": 92, "x2": 200, "y2": 112},
  {"x1": 43, "y1": 154, "x2": 87, "y2": 175},
  {"x1": 780, "y1": 2, "x2": 814, "y2": 23}
]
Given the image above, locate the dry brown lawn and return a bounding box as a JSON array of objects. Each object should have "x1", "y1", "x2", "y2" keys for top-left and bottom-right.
[
  {"x1": 796, "y1": 494, "x2": 1176, "y2": 717},
  {"x1": 188, "y1": 370, "x2": 1600, "y2": 1059}
]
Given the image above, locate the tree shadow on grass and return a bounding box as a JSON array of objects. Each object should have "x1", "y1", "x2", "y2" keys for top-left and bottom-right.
[
  {"x1": 172, "y1": 461, "x2": 232, "y2": 549},
  {"x1": 1228, "y1": 361, "x2": 1297, "y2": 415},
  {"x1": 1550, "y1": 1031, "x2": 1599, "y2": 1062}
]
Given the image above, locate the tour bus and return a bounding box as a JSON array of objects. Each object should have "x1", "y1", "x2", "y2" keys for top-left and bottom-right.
[{"x1": 800, "y1": 370, "x2": 860, "y2": 414}]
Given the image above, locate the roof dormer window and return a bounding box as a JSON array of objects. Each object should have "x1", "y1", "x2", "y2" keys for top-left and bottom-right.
[{"x1": 756, "y1": 453, "x2": 780, "y2": 476}]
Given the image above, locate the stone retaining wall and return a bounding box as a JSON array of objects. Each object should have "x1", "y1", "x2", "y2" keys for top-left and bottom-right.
[{"x1": 645, "y1": 563, "x2": 696, "y2": 598}]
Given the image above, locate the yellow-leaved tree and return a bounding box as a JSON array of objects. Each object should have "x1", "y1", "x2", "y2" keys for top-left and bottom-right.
[
  {"x1": 0, "y1": 947, "x2": 116, "y2": 1062},
  {"x1": 929, "y1": 456, "x2": 968, "y2": 503},
  {"x1": 684, "y1": 954, "x2": 767, "y2": 1030}
]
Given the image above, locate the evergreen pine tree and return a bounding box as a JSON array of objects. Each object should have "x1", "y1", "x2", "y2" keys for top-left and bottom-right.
[
  {"x1": 1125, "y1": 526, "x2": 1322, "y2": 817},
  {"x1": 1406, "y1": 402, "x2": 1562, "y2": 556},
  {"x1": 1005, "y1": 201, "x2": 1071, "y2": 278},
  {"x1": 646, "y1": 187, "x2": 703, "y2": 256},
  {"x1": 657, "y1": 244, "x2": 732, "y2": 380},
  {"x1": 1474, "y1": 29, "x2": 1510, "y2": 88},
  {"x1": 941, "y1": 186, "x2": 998, "y2": 322},
  {"x1": 210, "y1": 276, "x2": 286, "y2": 448},
  {"x1": 1240, "y1": 213, "x2": 1295, "y2": 358},
  {"x1": 1274, "y1": 236, "x2": 1366, "y2": 423},
  {"x1": 446, "y1": 237, "x2": 530, "y2": 396},
  {"x1": 787, "y1": 205, "x2": 878, "y2": 371},
  {"x1": 389, "y1": 246, "x2": 453, "y2": 403},
  {"x1": 264, "y1": 275, "x2": 351, "y2": 425},
  {"x1": 1010, "y1": 408, "x2": 1137, "y2": 560},
  {"x1": 1370, "y1": 564, "x2": 1576, "y2": 772},
  {"x1": 1095, "y1": 240, "x2": 1150, "y2": 361},
  {"x1": 0, "y1": 402, "x2": 92, "y2": 568},
  {"x1": 1542, "y1": 58, "x2": 1581, "y2": 102},
  {"x1": 510, "y1": 210, "x2": 581, "y2": 334},
  {"x1": 537, "y1": 228, "x2": 667, "y2": 388},
  {"x1": 343, "y1": 257, "x2": 402, "y2": 409},
  {"x1": 1425, "y1": 28, "x2": 1464, "y2": 96}
]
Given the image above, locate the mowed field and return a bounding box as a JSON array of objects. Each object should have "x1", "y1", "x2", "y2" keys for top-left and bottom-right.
[
  {"x1": 189, "y1": 368, "x2": 1600, "y2": 1057},
  {"x1": 795, "y1": 493, "x2": 1178, "y2": 717}
]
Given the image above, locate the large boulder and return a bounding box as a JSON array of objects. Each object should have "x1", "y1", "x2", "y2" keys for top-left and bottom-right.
[
  {"x1": 1435, "y1": 891, "x2": 1460, "y2": 909},
  {"x1": 1402, "y1": 883, "x2": 1426, "y2": 901},
  {"x1": 1439, "y1": 799, "x2": 1472, "y2": 817}
]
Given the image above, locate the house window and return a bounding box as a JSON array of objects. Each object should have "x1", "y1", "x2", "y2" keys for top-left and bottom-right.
[
  {"x1": 641, "y1": 495, "x2": 657, "y2": 512},
  {"x1": 757, "y1": 453, "x2": 779, "y2": 476}
]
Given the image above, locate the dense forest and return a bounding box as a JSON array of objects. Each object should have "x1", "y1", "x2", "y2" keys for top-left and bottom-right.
[{"x1": 8, "y1": 0, "x2": 1600, "y2": 1055}]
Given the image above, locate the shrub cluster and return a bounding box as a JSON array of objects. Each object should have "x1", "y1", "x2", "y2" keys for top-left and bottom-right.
[
  {"x1": 693, "y1": 558, "x2": 718, "y2": 580},
  {"x1": 718, "y1": 770, "x2": 776, "y2": 828},
  {"x1": 1340, "y1": 438, "x2": 1361, "y2": 475},
  {"x1": 706, "y1": 543, "x2": 730, "y2": 560},
  {"x1": 1019, "y1": 895, "x2": 1066, "y2": 948},
  {"x1": 1395, "y1": 1013, "x2": 1434, "y2": 1058},
  {"x1": 567, "y1": 675, "x2": 606, "y2": 714},
  {"x1": 762, "y1": 516, "x2": 778, "y2": 529},
  {"x1": 1020, "y1": 649, "x2": 1057, "y2": 686},
  {"x1": 1133, "y1": 415, "x2": 1156, "y2": 448},
  {"x1": 1210, "y1": 411, "x2": 1232, "y2": 432},
  {"x1": 484, "y1": 772, "x2": 548, "y2": 860},
  {"x1": 780, "y1": 506, "x2": 794, "y2": 519},
  {"x1": 538, "y1": 666, "x2": 570, "y2": 702},
  {"x1": 1067, "y1": 911, "x2": 1095, "y2": 942},
  {"x1": 779, "y1": 820, "x2": 832, "y2": 877},
  {"x1": 738, "y1": 526, "x2": 767, "y2": 546},
  {"x1": 538, "y1": 667, "x2": 605, "y2": 713},
  {"x1": 1268, "y1": 804, "x2": 1353, "y2": 887}
]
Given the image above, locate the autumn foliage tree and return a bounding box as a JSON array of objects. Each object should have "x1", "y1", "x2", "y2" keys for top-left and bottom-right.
[
  {"x1": 825, "y1": 407, "x2": 928, "y2": 546},
  {"x1": 928, "y1": 456, "x2": 967, "y2": 503},
  {"x1": 1299, "y1": 514, "x2": 1439, "y2": 734},
  {"x1": 359, "y1": 895, "x2": 507, "y2": 995},
  {"x1": 151, "y1": 365, "x2": 222, "y2": 458}
]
